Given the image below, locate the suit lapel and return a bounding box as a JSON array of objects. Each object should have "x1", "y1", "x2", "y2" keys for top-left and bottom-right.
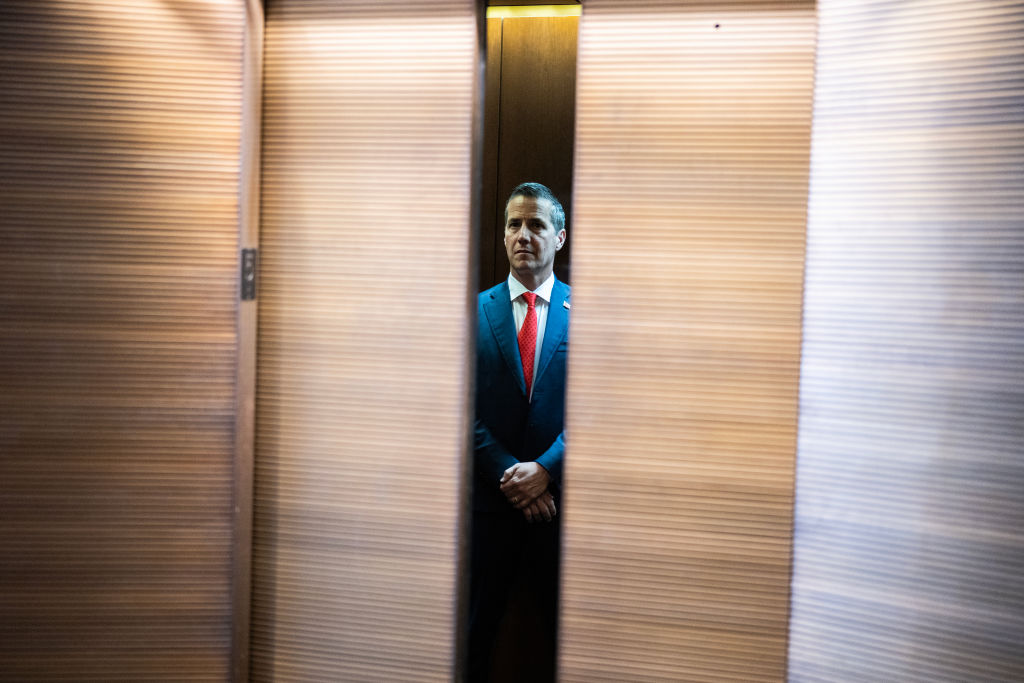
[
  {"x1": 483, "y1": 282, "x2": 527, "y2": 394},
  {"x1": 535, "y1": 279, "x2": 569, "y2": 387}
]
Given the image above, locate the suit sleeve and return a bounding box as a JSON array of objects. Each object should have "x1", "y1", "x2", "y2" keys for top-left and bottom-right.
[
  {"x1": 535, "y1": 432, "x2": 564, "y2": 487},
  {"x1": 474, "y1": 419, "x2": 519, "y2": 486}
]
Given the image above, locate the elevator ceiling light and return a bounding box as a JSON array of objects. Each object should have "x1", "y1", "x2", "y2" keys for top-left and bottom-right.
[{"x1": 487, "y1": 5, "x2": 582, "y2": 19}]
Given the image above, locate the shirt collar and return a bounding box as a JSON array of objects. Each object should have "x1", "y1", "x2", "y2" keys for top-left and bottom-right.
[{"x1": 508, "y1": 272, "x2": 555, "y2": 304}]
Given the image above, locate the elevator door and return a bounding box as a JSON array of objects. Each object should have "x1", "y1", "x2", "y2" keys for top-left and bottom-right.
[
  {"x1": 0, "y1": 1, "x2": 249, "y2": 679},
  {"x1": 250, "y1": 2, "x2": 477, "y2": 680}
]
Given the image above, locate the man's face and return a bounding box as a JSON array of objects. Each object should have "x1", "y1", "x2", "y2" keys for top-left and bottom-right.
[{"x1": 504, "y1": 195, "x2": 566, "y2": 286}]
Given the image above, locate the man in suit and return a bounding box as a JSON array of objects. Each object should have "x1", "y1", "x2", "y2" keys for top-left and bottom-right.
[{"x1": 468, "y1": 182, "x2": 569, "y2": 682}]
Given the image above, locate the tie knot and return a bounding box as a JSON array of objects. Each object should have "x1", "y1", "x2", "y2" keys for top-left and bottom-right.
[{"x1": 522, "y1": 292, "x2": 537, "y2": 308}]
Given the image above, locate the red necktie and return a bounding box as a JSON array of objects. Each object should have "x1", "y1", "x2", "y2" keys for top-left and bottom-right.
[{"x1": 518, "y1": 292, "x2": 538, "y2": 397}]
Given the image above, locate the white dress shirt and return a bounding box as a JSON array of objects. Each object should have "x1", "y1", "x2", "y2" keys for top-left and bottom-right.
[{"x1": 508, "y1": 273, "x2": 555, "y2": 397}]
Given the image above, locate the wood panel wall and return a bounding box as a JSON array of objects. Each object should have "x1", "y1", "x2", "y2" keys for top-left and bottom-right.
[
  {"x1": 480, "y1": 15, "x2": 578, "y2": 290},
  {"x1": 788, "y1": 1, "x2": 1024, "y2": 680},
  {"x1": 0, "y1": 1, "x2": 247, "y2": 679},
  {"x1": 561, "y1": 2, "x2": 816, "y2": 680},
  {"x1": 251, "y1": 1, "x2": 478, "y2": 679}
]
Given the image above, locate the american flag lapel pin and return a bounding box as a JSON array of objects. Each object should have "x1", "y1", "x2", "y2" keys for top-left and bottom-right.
[{"x1": 563, "y1": 300, "x2": 571, "y2": 310}]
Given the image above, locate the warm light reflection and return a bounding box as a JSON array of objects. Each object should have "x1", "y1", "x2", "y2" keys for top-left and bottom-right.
[{"x1": 487, "y1": 5, "x2": 581, "y2": 19}]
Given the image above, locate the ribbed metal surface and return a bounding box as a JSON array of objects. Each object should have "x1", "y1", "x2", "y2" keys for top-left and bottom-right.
[
  {"x1": 789, "y1": 2, "x2": 1024, "y2": 681},
  {"x1": 0, "y1": 1, "x2": 244, "y2": 680},
  {"x1": 251, "y1": 1, "x2": 476, "y2": 680},
  {"x1": 561, "y1": 2, "x2": 816, "y2": 681}
]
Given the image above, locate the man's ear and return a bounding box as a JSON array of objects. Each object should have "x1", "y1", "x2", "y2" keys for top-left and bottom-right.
[{"x1": 556, "y1": 230, "x2": 567, "y2": 250}]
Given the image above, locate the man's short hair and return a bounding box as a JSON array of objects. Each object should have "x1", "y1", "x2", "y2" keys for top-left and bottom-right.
[{"x1": 505, "y1": 182, "x2": 566, "y2": 234}]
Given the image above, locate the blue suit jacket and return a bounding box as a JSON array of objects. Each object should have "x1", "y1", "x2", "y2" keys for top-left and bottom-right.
[{"x1": 474, "y1": 278, "x2": 570, "y2": 513}]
